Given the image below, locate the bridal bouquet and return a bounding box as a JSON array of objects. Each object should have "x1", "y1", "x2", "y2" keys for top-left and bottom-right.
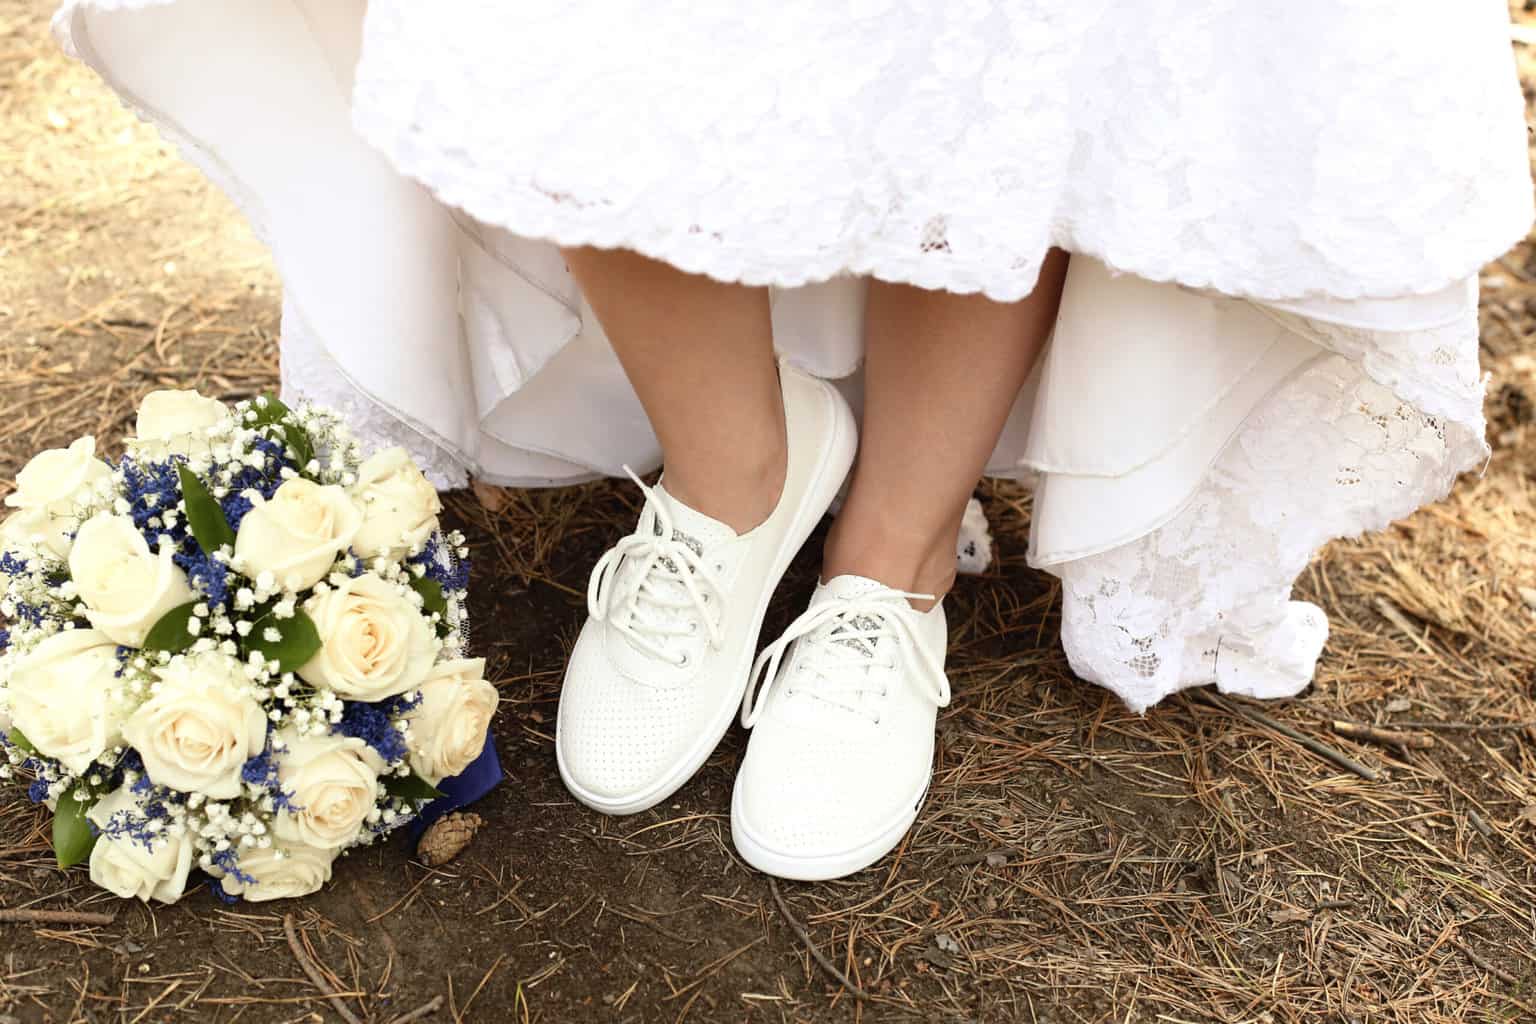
[{"x1": 0, "y1": 391, "x2": 495, "y2": 903}]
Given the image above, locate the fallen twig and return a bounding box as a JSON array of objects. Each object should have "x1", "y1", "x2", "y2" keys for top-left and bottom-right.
[
  {"x1": 0, "y1": 908, "x2": 117, "y2": 927},
  {"x1": 385, "y1": 994, "x2": 445, "y2": 1024},
  {"x1": 1455, "y1": 938, "x2": 1521, "y2": 986},
  {"x1": 1374, "y1": 597, "x2": 1439, "y2": 657},
  {"x1": 941, "y1": 846, "x2": 1020, "y2": 870},
  {"x1": 283, "y1": 913, "x2": 364, "y2": 1024},
  {"x1": 1330, "y1": 720, "x2": 1435, "y2": 750},
  {"x1": 767, "y1": 877, "x2": 872, "y2": 1001},
  {"x1": 1197, "y1": 692, "x2": 1378, "y2": 781},
  {"x1": 1383, "y1": 720, "x2": 1534, "y2": 732}
]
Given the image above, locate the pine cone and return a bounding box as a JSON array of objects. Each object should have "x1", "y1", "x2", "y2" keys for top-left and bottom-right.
[{"x1": 416, "y1": 812, "x2": 484, "y2": 867}]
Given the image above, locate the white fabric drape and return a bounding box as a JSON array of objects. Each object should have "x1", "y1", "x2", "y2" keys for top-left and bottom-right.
[{"x1": 53, "y1": 0, "x2": 1523, "y2": 710}]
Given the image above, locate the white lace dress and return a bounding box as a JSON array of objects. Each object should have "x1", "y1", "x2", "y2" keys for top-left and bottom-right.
[{"x1": 54, "y1": 0, "x2": 1533, "y2": 711}]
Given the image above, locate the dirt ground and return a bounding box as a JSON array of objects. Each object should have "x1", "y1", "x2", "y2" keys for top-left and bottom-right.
[{"x1": 3, "y1": 2, "x2": 1536, "y2": 1022}]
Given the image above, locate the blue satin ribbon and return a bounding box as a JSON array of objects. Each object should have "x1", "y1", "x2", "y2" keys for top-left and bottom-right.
[{"x1": 411, "y1": 735, "x2": 502, "y2": 836}]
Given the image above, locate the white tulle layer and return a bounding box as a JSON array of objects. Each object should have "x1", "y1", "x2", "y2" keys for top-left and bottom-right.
[{"x1": 53, "y1": 0, "x2": 1515, "y2": 712}]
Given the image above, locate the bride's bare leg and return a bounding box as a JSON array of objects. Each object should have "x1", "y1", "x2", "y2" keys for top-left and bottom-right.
[
  {"x1": 823, "y1": 249, "x2": 1070, "y2": 607},
  {"x1": 562, "y1": 247, "x2": 785, "y2": 532}
]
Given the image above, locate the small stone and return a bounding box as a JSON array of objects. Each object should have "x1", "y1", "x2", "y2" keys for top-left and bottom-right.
[{"x1": 416, "y1": 812, "x2": 484, "y2": 867}]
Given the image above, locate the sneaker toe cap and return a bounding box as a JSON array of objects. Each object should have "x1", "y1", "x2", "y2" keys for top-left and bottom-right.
[
  {"x1": 734, "y1": 727, "x2": 931, "y2": 860},
  {"x1": 558, "y1": 638, "x2": 699, "y2": 802}
]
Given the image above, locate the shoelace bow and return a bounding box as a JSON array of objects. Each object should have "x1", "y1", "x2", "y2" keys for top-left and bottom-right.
[
  {"x1": 587, "y1": 468, "x2": 725, "y2": 665},
  {"x1": 741, "y1": 585, "x2": 951, "y2": 727}
]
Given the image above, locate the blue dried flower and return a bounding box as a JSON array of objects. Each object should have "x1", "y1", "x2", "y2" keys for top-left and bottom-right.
[
  {"x1": 119, "y1": 458, "x2": 189, "y2": 546},
  {"x1": 210, "y1": 847, "x2": 258, "y2": 887},
  {"x1": 240, "y1": 735, "x2": 300, "y2": 813},
  {"x1": 98, "y1": 809, "x2": 168, "y2": 852},
  {"x1": 220, "y1": 493, "x2": 255, "y2": 534},
  {"x1": 408, "y1": 533, "x2": 471, "y2": 594},
  {"x1": 208, "y1": 878, "x2": 240, "y2": 904},
  {"x1": 333, "y1": 693, "x2": 420, "y2": 766},
  {"x1": 174, "y1": 548, "x2": 230, "y2": 609},
  {"x1": 11, "y1": 603, "x2": 45, "y2": 628}
]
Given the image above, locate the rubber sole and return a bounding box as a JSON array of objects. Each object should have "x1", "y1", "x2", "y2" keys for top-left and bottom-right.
[
  {"x1": 556, "y1": 379, "x2": 857, "y2": 816},
  {"x1": 731, "y1": 776, "x2": 931, "y2": 881}
]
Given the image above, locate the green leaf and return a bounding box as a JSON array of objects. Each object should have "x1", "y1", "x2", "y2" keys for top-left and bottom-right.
[
  {"x1": 385, "y1": 771, "x2": 444, "y2": 803},
  {"x1": 247, "y1": 394, "x2": 315, "y2": 472},
  {"x1": 177, "y1": 465, "x2": 235, "y2": 554},
  {"x1": 247, "y1": 393, "x2": 293, "y2": 428},
  {"x1": 53, "y1": 788, "x2": 98, "y2": 870},
  {"x1": 7, "y1": 727, "x2": 36, "y2": 755},
  {"x1": 142, "y1": 600, "x2": 200, "y2": 654},
  {"x1": 245, "y1": 609, "x2": 322, "y2": 673},
  {"x1": 280, "y1": 423, "x2": 316, "y2": 475},
  {"x1": 410, "y1": 577, "x2": 447, "y2": 618}
]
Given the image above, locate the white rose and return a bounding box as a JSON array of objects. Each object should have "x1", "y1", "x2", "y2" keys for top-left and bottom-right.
[
  {"x1": 272, "y1": 730, "x2": 380, "y2": 849},
  {"x1": 234, "y1": 478, "x2": 362, "y2": 591},
  {"x1": 2, "y1": 437, "x2": 113, "y2": 558},
  {"x1": 7, "y1": 437, "x2": 113, "y2": 511},
  {"x1": 407, "y1": 658, "x2": 497, "y2": 784},
  {"x1": 1, "y1": 506, "x2": 72, "y2": 561},
  {"x1": 121, "y1": 652, "x2": 266, "y2": 799},
  {"x1": 351, "y1": 448, "x2": 442, "y2": 561},
  {"x1": 67, "y1": 514, "x2": 195, "y2": 647},
  {"x1": 7, "y1": 629, "x2": 125, "y2": 773},
  {"x1": 298, "y1": 573, "x2": 436, "y2": 701},
  {"x1": 86, "y1": 787, "x2": 195, "y2": 904},
  {"x1": 128, "y1": 390, "x2": 232, "y2": 460},
  {"x1": 213, "y1": 841, "x2": 337, "y2": 902}
]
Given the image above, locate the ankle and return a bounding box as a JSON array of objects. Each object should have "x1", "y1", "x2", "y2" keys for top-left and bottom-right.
[
  {"x1": 662, "y1": 433, "x2": 787, "y2": 534},
  {"x1": 821, "y1": 508, "x2": 958, "y2": 612}
]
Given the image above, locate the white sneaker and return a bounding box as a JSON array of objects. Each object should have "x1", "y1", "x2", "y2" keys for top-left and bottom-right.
[
  {"x1": 556, "y1": 363, "x2": 857, "y2": 815},
  {"x1": 731, "y1": 575, "x2": 951, "y2": 880}
]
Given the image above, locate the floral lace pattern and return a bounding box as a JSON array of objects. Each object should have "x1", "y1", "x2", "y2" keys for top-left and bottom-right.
[
  {"x1": 1052, "y1": 317, "x2": 1488, "y2": 712},
  {"x1": 354, "y1": 0, "x2": 1531, "y2": 302}
]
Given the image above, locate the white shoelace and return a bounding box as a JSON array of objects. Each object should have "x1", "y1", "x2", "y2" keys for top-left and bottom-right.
[
  {"x1": 587, "y1": 469, "x2": 725, "y2": 666},
  {"x1": 741, "y1": 585, "x2": 951, "y2": 727}
]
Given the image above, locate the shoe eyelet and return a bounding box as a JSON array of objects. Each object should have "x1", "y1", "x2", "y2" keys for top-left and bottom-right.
[
  {"x1": 677, "y1": 653, "x2": 691, "y2": 667},
  {"x1": 687, "y1": 621, "x2": 698, "y2": 634}
]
